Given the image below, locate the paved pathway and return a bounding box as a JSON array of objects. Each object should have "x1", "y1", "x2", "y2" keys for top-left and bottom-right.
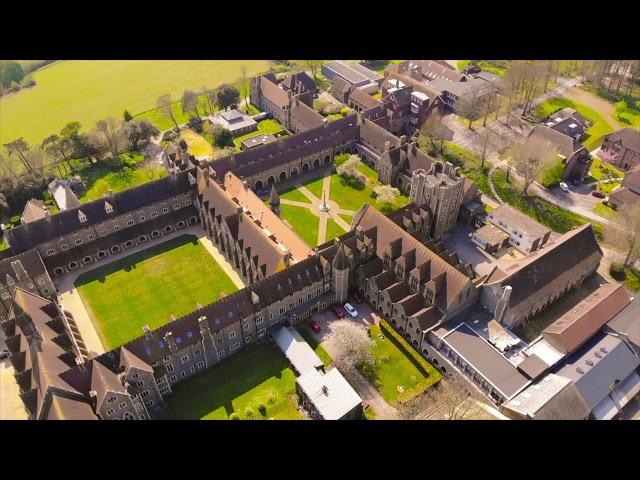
[
  {"x1": 563, "y1": 84, "x2": 623, "y2": 129},
  {"x1": 54, "y1": 225, "x2": 243, "y2": 356}
]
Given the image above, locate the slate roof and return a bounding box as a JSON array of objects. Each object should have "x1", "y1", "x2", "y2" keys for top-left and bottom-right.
[
  {"x1": 290, "y1": 97, "x2": 325, "y2": 131},
  {"x1": 332, "y1": 75, "x2": 353, "y2": 96},
  {"x1": 485, "y1": 225, "x2": 603, "y2": 319},
  {"x1": 609, "y1": 186, "x2": 640, "y2": 206},
  {"x1": 91, "y1": 360, "x2": 126, "y2": 411},
  {"x1": 296, "y1": 368, "x2": 362, "y2": 420},
  {"x1": 46, "y1": 394, "x2": 98, "y2": 420},
  {"x1": 488, "y1": 203, "x2": 551, "y2": 238},
  {"x1": 324, "y1": 61, "x2": 370, "y2": 85},
  {"x1": 528, "y1": 125, "x2": 583, "y2": 158},
  {"x1": 0, "y1": 249, "x2": 47, "y2": 284},
  {"x1": 349, "y1": 88, "x2": 381, "y2": 110},
  {"x1": 21, "y1": 199, "x2": 48, "y2": 224},
  {"x1": 280, "y1": 71, "x2": 317, "y2": 94},
  {"x1": 7, "y1": 169, "x2": 194, "y2": 254},
  {"x1": 604, "y1": 127, "x2": 640, "y2": 153},
  {"x1": 256, "y1": 74, "x2": 290, "y2": 109},
  {"x1": 606, "y1": 295, "x2": 640, "y2": 349}
]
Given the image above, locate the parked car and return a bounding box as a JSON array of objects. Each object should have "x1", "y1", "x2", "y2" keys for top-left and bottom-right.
[
  {"x1": 343, "y1": 303, "x2": 358, "y2": 318},
  {"x1": 309, "y1": 320, "x2": 321, "y2": 333},
  {"x1": 559, "y1": 182, "x2": 570, "y2": 193},
  {"x1": 330, "y1": 304, "x2": 346, "y2": 318},
  {"x1": 591, "y1": 190, "x2": 606, "y2": 199},
  {"x1": 352, "y1": 291, "x2": 364, "y2": 304},
  {"x1": 0, "y1": 349, "x2": 10, "y2": 360}
]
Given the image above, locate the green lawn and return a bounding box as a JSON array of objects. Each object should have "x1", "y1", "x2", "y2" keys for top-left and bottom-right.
[
  {"x1": 361, "y1": 322, "x2": 441, "y2": 405},
  {"x1": 77, "y1": 152, "x2": 166, "y2": 203},
  {"x1": 232, "y1": 119, "x2": 287, "y2": 149},
  {"x1": 579, "y1": 84, "x2": 640, "y2": 128},
  {"x1": 329, "y1": 172, "x2": 410, "y2": 213},
  {"x1": 280, "y1": 204, "x2": 320, "y2": 247},
  {"x1": 179, "y1": 129, "x2": 213, "y2": 158},
  {"x1": 493, "y1": 169, "x2": 604, "y2": 240},
  {"x1": 533, "y1": 97, "x2": 614, "y2": 150},
  {"x1": 280, "y1": 186, "x2": 312, "y2": 204},
  {"x1": 457, "y1": 60, "x2": 508, "y2": 76},
  {"x1": 75, "y1": 235, "x2": 238, "y2": 349},
  {"x1": 296, "y1": 326, "x2": 332, "y2": 367},
  {"x1": 304, "y1": 176, "x2": 325, "y2": 199},
  {"x1": 596, "y1": 181, "x2": 621, "y2": 195},
  {"x1": 624, "y1": 268, "x2": 640, "y2": 292},
  {"x1": 1, "y1": 60, "x2": 270, "y2": 146},
  {"x1": 339, "y1": 213, "x2": 353, "y2": 225},
  {"x1": 589, "y1": 157, "x2": 625, "y2": 181},
  {"x1": 164, "y1": 342, "x2": 302, "y2": 420},
  {"x1": 325, "y1": 218, "x2": 347, "y2": 243},
  {"x1": 593, "y1": 202, "x2": 617, "y2": 218}
]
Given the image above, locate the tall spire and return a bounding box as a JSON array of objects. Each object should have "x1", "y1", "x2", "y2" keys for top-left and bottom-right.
[{"x1": 332, "y1": 241, "x2": 349, "y2": 270}]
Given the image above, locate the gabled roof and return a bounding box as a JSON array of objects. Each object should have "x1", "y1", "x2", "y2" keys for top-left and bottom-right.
[
  {"x1": 604, "y1": 127, "x2": 640, "y2": 153},
  {"x1": 21, "y1": 199, "x2": 48, "y2": 224},
  {"x1": 528, "y1": 125, "x2": 584, "y2": 158},
  {"x1": 91, "y1": 360, "x2": 126, "y2": 411},
  {"x1": 488, "y1": 203, "x2": 551, "y2": 239},
  {"x1": 332, "y1": 75, "x2": 353, "y2": 96},
  {"x1": 47, "y1": 394, "x2": 98, "y2": 420},
  {"x1": 349, "y1": 88, "x2": 381, "y2": 110},
  {"x1": 256, "y1": 74, "x2": 290, "y2": 109},
  {"x1": 280, "y1": 71, "x2": 317, "y2": 94}
]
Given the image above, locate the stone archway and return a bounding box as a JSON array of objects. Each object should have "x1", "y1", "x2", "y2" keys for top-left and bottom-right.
[
  {"x1": 189, "y1": 217, "x2": 198, "y2": 225},
  {"x1": 267, "y1": 176, "x2": 275, "y2": 186},
  {"x1": 302, "y1": 163, "x2": 309, "y2": 173},
  {"x1": 279, "y1": 171, "x2": 287, "y2": 181},
  {"x1": 254, "y1": 180, "x2": 263, "y2": 191},
  {"x1": 313, "y1": 159, "x2": 320, "y2": 168},
  {"x1": 324, "y1": 155, "x2": 331, "y2": 164},
  {"x1": 291, "y1": 168, "x2": 298, "y2": 176}
]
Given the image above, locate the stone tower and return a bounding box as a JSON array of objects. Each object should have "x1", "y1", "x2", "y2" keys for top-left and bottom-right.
[
  {"x1": 269, "y1": 184, "x2": 280, "y2": 216},
  {"x1": 332, "y1": 241, "x2": 350, "y2": 304}
]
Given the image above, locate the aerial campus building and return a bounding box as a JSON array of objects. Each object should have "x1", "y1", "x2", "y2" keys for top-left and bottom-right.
[{"x1": 2, "y1": 66, "x2": 630, "y2": 421}]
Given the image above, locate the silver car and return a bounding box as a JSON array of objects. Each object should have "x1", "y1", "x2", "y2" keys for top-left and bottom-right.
[{"x1": 343, "y1": 303, "x2": 358, "y2": 318}]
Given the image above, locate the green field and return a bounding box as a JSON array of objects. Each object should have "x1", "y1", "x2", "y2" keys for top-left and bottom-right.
[
  {"x1": 75, "y1": 235, "x2": 238, "y2": 349},
  {"x1": 0, "y1": 60, "x2": 270, "y2": 146},
  {"x1": 77, "y1": 152, "x2": 166, "y2": 203},
  {"x1": 304, "y1": 176, "x2": 325, "y2": 199},
  {"x1": 329, "y1": 171, "x2": 410, "y2": 212},
  {"x1": 179, "y1": 129, "x2": 214, "y2": 158},
  {"x1": 164, "y1": 342, "x2": 302, "y2": 420},
  {"x1": 296, "y1": 325, "x2": 332, "y2": 367},
  {"x1": 533, "y1": 97, "x2": 614, "y2": 150},
  {"x1": 280, "y1": 204, "x2": 321, "y2": 247},
  {"x1": 280, "y1": 186, "x2": 312, "y2": 204},
  {"x1": 589, "y1": 157, "x2": 624, "y2": 181},
  {"x1": 232, "y1": 119, "x2": 286, "y2": 149},
  {"x1": 325, "y1": 218, "x2": 346, "y2": 243},
  {"x1": 361, "y1": 322, "x2": 441, "y2": 405}
]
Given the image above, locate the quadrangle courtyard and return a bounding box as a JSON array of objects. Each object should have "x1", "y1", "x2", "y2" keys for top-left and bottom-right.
[{"x1": 74, "y1": 234, "x2": 239, "y2": 350}]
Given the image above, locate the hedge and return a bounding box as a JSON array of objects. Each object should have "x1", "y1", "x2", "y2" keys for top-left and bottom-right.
[{"x1": 378, "y1": 318, "x2": 438, "y2": 379}]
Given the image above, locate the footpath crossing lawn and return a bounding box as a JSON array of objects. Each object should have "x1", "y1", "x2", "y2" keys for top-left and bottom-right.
[
  {"x1": 75, "y1": 235, "x2": 238, "y2": 349},
  {"x1": 164, "y1": 342, "x2": 302, "y2": 420}
]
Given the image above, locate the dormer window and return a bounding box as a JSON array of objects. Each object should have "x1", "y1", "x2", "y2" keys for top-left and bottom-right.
[
  {"x1": 78, "y1": 210, "x2": 87, "y2": 223},
  {"x1": 104, "y1": 202, "x2": 114, "y2": 214}
]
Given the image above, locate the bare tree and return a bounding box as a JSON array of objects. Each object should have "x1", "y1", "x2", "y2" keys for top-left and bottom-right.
[
  {"x1": 471, "y1": 128, "x2": 502, "y2": 169},
  {"x1": 326, "y1": 320, "x2": 375, "y2": 376},
  {"x1": 181, "y1": 90, "x2": 201, "y2": 119},
  {"x1": 508, "y1": 137, "x2": 557, "y2": 195},
  {"x1": 456, "y1": 88, "x2": 483, "y2": 129},
  {"x1": 399, "y1": 377, "x2": 484, "y2": 420},
  {"x1": 237, "y1": 65, "x2": 251, "y2": 114},
  {"x1": 0, "y1": 153, "x2": 15, "y2": 176},
  {"x1": 418, "y1": 114, "x2": 452, "y2": 155},
  {"x1": 336, "y1": 154, "x2": 367, "y2": 184},
  {"x1": 156, "y1": 94, "x2": 180, "y2": 132},
  {"x1": 301, "y1": 60, "x2": 323, "y2": 80},
  {"x1": 95, "y1": 118, "x2": 126, "y2": 162},
  {"x1": 142, "y1": 157, "x2": 164, "y2": 181},
  {"x1": 4, "y1": 138, "x2": 34, "y2": 174},
  {"x1": 608, "y1": 203, "x2": 640, "y2": 268}
]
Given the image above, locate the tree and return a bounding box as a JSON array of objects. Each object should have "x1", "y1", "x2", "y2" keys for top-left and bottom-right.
[
  {"x1": 205, "y1": 87, "x2": 217, "y2": 115},
  {"x1": 209, "y1": 124, "x2": 233, "y2": 148},
  {"x1": 124, "y1": 119, "x2": 160, "y2": 151},
  {"x1": 456, "y1": 88, "x2": 483, "y2": 129},
  {"x1": 326, "y1": 320, "x2": 375, "y2": 375},
  {"x1": 216, "y1": 85, "x2": 240, "y2": 111},
  {"x1": 156, "y1": 94, "x2": 180, "y2": 132},
  {"x1": 187, "y1": 116, "x2": 203, "y2": 133},
  {"x1": 181, "y1": 90, "x2": 201, "y2": 119},
  {"x1": 301, "y1": 60, "x2": 323, "y2": 80},
  {"x1": 399, "y1": 377, "x2": 482, "y2": 420},
  {"x1": 142, "y1": 157, "x2": 164, "y2": 181},
  {"x1": 4, "y1": 138, "x2": 33, "y2": 174},
  {"x1": 471, "y1": 128, "x2": 501, "y2": 169},
  {"x1": 95, "y1": 118, "x2": 126, "y2": 162},
  {"x1": 0, "y1": 192, "x2": 8, "y2": 220},
  {"x1": 508, "y1": 137, "x2": 557, "y2": 195},
  {"x1": 373, "y1": 184, "x2": 400, "y2": 204},
  {"x1": 336, "y1": 154, "x2": 366, "y2": 184},
  {"x1": 123, "y1": 110, "x2": 133, "y2": 122},
  {"x1": 418, "y1": 114, "x2": 451, "y2": 155},
  {"x1": 237, "y1": 65, "x2": 251, "y2": 113},
  {"x1": 607, "y1": 203, "x2": 640, "y2": 269},
  {"x1": 42, "y1": 134, "x2": 73, "y2": 176},
  {"x1": 0, "y1": 153, "x2": 15, "y2": 176},
  {"x1": 0, "y1": 61, "x2": 25, "y2": 89}
]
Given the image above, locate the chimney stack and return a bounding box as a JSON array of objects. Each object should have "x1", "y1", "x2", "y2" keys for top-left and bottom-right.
[
  {"x1": 164, "y1": 331, "x2": 178, "y2": 353},
  {"x1": 384, "y1": 141, "x2": 391, "y2": 152}
]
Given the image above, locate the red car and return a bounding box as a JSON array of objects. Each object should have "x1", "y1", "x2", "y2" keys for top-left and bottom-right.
[
  {"x1": 591, "y1": 190, "x2": 606, "y2": 199},
  {"x1": 352, "y1": 291, "x2": 364, "y2": 304},
  {"x1": 331, "y1": 304, "x2": 346, "y2": 318},
  {"x1": 309, "y1": 320, "x2": 321, "y2": 333}
]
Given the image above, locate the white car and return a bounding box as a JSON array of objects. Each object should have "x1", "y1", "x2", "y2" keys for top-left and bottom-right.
[
  {"x1": 343, "y1": 303, "x2": 358, "y2": 318},
  {"x1": 559, "y1": 182, "x2": 569, "y2": 193}
]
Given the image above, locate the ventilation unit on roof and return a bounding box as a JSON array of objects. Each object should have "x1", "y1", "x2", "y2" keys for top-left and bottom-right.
[
  {"x1": 585, "y1": 359, "x2": 594, "y2": 366},
  {"x1": 600, "y1": 347, "x2": 609, "y2": 353},
  {"x1": 576, "y1": 367, "x2": 585, "y2": 374}
]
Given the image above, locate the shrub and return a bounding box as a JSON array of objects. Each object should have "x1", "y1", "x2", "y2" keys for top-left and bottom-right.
[
  {"x1": 208, "y1": 124, "x2": 233, "y2": 148},
  {"x1": 542, "y1": 160, "x2": 565, "y2": 188},
  {"x1": 9, "y1": 215, "x2": 21, "y2": 226},
  {"x1": 228, "y1": 412, "x2": 239, "y2": 420},
  {"x1": 610, "y1": 262, "x2": 626, "y2": 281},
  {"x1": 340, "y1": 106, "x2": 351, "y2": 117},
  {"x1": 162, "y1": 130, "x2": 178, "y2": 142},
  {"x1": 123, "y1": 110, "x2": 133, "y2": 122},
  {"x1": 187, "y1": 116, "x2": 203, "y2": 133},
  {"x1": 258, "y1": 403, "x2": 267, "y2": 416},
  {"x1": 244, "y1": 407, "x2": 254, "y2": 419}
]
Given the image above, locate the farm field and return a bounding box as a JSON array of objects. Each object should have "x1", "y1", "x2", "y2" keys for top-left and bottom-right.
[{"x1": 0, "y1": 60, "x2": 270, "y2": 146}]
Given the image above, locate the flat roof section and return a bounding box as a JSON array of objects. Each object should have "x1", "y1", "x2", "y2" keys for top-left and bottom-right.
[{"x1": 443, "y1": 323, "x2": 530, "y2": 399}]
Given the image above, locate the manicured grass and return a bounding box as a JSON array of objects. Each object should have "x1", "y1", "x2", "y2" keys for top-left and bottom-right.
[
  {"x1": 232, "y1": 119, "x2": 287, "y2": 149},
  {"x1": 624, "y1": 268, "x2": 640, "y2": 292},
  {"x1": 325, "y1": 218, "x2": 347, "y2": 243},
  {"x1": 361, "y1": 323, "x2": 441, "y2": 406},
  {"x1": 339, "y1": 213, "x2": 353, "y2": 225},
  {"x1": 164, "y1": 342, "x2": 302, "y2": 420},
  {"x1": 280, "y1": 186, "x2": 312, "y2": 204},
  {"x1": 75, "y1": 235, "x2": 238, "y2": 349},
  {"x1": 329, "y1": 172, "x2": 410, "y2": 213},
  {"x1": 589, "y1": 158, "x2": 625, "y2": 181},
  {"x1": 533, "y1": 97, "x2": 614, "y2": 150},
  {"x1": 1, "y1": 60, "x2": 270, "y2": 146},
  {"x1": 541, "y1": 158, "x2": 565, "y2": 188},
  {"x1": 304, "y1": 176, "x2": 325, "y2": 199},
  {"x1": 593, "y1": 202, "x2": 617, "y2": 218},
  {"x1": 493, "y1": 169, "x2": 604, "y2": 240},
  {"x1": 296, "y1": 326, "x2": 332, "y2": 367},
  {"x1": 77, "y1": 152, "x2": 166, "y2": 203},
  {"x1": 179, "y1": 129, "x2": 214, "y2": 158},
  {"x1": 596, "y1": 181, "x2": 621, "y2": 195},
  {"x1": 280, "y1": 204, "x2": 320, "y2": 247},
  {"x1": 580, "y1": 84, "x2": 640, "y2": 128},
  {"x1": 246, "y1": 103, "x2": 261, "y2": 115},
  {"x1": 457, "y1": 60, "x2": 508, "y2": 76}
]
